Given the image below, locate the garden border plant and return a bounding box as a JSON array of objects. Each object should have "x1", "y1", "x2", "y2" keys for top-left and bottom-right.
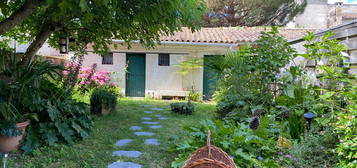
[
  {"x1": 90, "y1": 86, "x2": 118, "y2": 115},
  {"x1": 172, "y1": 28, "x2": 357, "y2": 168}
]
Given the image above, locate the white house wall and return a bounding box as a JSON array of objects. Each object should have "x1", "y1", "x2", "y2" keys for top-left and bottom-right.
[
  {"x1": 82, "y1": 42, "x2": 234, "y2": 98},
  {"x1": 145, "y1": 53, "x2": 186, "y2": 98},
  {"x1": 82, "y1": 52, "x2": 127, "y2": 95}
]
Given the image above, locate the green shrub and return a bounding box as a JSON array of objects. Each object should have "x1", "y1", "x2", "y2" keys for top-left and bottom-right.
[
  {"x1": 286, "y1": 111, "x2": 305, "y2": 140},
  {"x1": 335, "y1": 86, "x2": 357, "y2": 168},
  {"x1": 0, "y1": 54, "x2": 93, "y2": 153},
  {"x1": 170, "y1": 101, "x2": 194, "y2": 115},
  {"x1": 90, "y1": 87, "x2": 118, "y2": 114},
  {"x1": 212, "y1": 28, "x2": 295, "y2": 120},
  {"x1": 188, "y1": 91, "x2": 201, "y2": 102},
  {"x1": 279, "y1": 128, "x2": 338, "y2": 168},
  {"x1": 22, "y1": 98, "x2": 93, "y2": 153}
]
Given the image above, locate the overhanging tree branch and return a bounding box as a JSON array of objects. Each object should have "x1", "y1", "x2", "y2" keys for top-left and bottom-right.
[
  {"x1": 0, "y1": 0, "x2": 41, "y2": 35},
  {"x1": 19, "y1": 20, "x2": 59, "y2": 65}
]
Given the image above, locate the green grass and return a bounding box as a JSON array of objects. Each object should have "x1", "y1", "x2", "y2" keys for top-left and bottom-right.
[{"x1": 3, "y1": 99, "x2": 215, "y2": 168}]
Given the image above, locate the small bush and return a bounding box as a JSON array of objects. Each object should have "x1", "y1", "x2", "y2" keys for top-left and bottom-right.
[
  {"x1": 279, "y1": 128, "x2": 338, "y2": 167},
  {"x1": 21, "y1": 98, "x2": 93, "y2": 153},
  {"x1": 170, "y1": 101, "x2": 194, "y2": 115},
  {"x1": 90, "y1": 87, "x2": 118, "y2": 114},
  {"x1": 188, "y1": 91, "x2": 201, "y2": 102}
]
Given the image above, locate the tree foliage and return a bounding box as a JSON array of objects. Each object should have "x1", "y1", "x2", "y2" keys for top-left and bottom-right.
[
  {"x1": 212, "y1": 27, "x2": 296, "y2": 120},
  {"x1": 0, "y1": 0, "x2": 205, "y2": 65},
  {"x1": 204, "y1": 0, "x2": 307, "y2": 27}
]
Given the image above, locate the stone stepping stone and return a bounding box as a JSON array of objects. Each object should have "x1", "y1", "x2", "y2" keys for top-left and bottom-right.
[
  {"x1": 129, "y1": 126, "x2": 142, "y2": 130},
  {"x1": 142, "y1": 121, "x2": 159, "y2": 125},
  {"x1": 112, "y1": 151, "x2": 142, "y2": 158},
  {"x1": 144, "y1": 138, "x2": 160, "y2": 145},
  {"x1": 142, "y1": 105, "x2": 151, "y2": 107},
  {"x1": 149, "y1": 125, "x2": 162, "y2": 129},
  {"x1": 134, "y1": 132, "x2": 154, "y2": 136},
  {"x1": 108, "y1": 162, "x2": 142, "y2": 168},
  {"x1": 115, "y1": 139, "x2": 133, "y2": 146},
  {"x1": 155, "y1": 114, "x2": 162, "y2": 117},
  {"x1": 158, "y1": 117, "x2": 168, "y2": 120},
  {"x1": 141, "y1": 117, "x2": 152, "y2": 120},
  {"x1": 144, "y1": 111, "x2": 153, "y2": 114},
  {"x1": 151, "y1": 108, "x2": 163, "y2": 111}
]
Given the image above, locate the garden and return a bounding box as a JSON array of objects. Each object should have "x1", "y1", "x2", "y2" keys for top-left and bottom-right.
[
  {"x1": 0, "y1": 0, "x2": 356, "y2": 168},
  {"x1": 171, "y1": 28, "x2": 357, "y2": 168},
  {"x1": 1, "y1": 27, "x2": 356, "y2": 168}
]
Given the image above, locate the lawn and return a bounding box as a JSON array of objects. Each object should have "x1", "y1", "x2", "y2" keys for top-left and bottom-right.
[{"x1": 3, "y1": 99, "x2": 216, "y2": 168}]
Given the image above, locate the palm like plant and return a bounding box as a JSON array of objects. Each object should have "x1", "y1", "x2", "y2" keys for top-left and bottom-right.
[{"x1": 0, "y1": 49, "x2": 62, "y2": 126}]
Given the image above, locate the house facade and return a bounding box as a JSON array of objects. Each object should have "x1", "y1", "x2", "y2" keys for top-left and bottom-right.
[
  {"x1": 80, "y1": 27, "x2": 312, "y2": 99},
  {"x1": 289, "y1": 0, "x2": 357, "y2": 29}
]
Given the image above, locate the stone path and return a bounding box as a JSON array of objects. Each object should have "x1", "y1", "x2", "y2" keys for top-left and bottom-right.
[
  {"x1": 129, "y1": 126, "x2": 142, "y2": 130},
  {"x1": 108, "y1": 104, "x2": 170, "y2": 168},
  {"x1": 112, "y1": 151, "x2": 142, "y2": 158},
  {"x1": 115, "y1": 139, "x2": 133, "y2": 146},
  {"x1": 151, "y1": 108, "x2": 163, "y2": 111},
  {"x1": 134, "y1": 132, "x2": 154, "y2": 136},
  {"x1": 149, "y1": 125, "x2": 161, "y2": 129},
  {"x1": 142, "y1": 121, "x2": 159, "y2": 125},
  {"x1": 108, "y1": 162, "x2": 142, "y2": 168},
  {"x1": 144, "y1": 138, "x2": 160, "y2": 145}
]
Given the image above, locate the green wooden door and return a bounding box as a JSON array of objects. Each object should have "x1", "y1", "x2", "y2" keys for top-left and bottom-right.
[
  {"x1": 203, "y1": 55, "x2": 220, "y2": 100},
  {"x1": 126, "y1": 54, "x2": 146, "y2": 97}
]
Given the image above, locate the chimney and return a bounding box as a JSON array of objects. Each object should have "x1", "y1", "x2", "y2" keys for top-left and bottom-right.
[
  {"x1": 335, "y1": 1, "x2": 343, "y2": 26},
  {"x1": 328, "y1": 1, "x2": 343, "y2": 27}
]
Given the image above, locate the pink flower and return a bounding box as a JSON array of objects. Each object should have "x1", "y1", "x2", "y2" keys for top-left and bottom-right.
[{"x1": 62, "y1": 70, "x2": 69, "y2": 76}]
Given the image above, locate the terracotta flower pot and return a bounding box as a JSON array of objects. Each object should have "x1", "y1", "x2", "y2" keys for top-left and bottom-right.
[
  {"x1": 101, "y1": 106, "x2": 112, "y2": 115},
  {"x1": 0, "y1": 120, "x2": 30, "y2": 153}
]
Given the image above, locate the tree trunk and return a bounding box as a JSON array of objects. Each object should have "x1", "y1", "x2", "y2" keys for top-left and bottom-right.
[
  {"x1": 0, "y1": 0, "x2": 41, "y2": 35},
  {"x1": 19, "y1": 21, "x2": 57, "y2": 66}
]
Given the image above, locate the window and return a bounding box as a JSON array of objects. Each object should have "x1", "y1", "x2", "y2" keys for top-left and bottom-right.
[
  {"x1": 158, "y1": 53, "x2": 170, "y2": 66},
  {"x1": 102, "y1": 53, "x2": 113, "y2": 64}
]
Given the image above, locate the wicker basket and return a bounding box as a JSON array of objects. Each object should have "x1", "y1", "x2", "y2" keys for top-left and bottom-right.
[{"x1": 182, "y1": 131, "x2": 237, "y2": 168}]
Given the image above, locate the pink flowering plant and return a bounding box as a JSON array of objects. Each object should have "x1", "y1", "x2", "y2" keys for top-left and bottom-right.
[{"x1": 63, "y1": 63, "x2": 118, "y2": 93}]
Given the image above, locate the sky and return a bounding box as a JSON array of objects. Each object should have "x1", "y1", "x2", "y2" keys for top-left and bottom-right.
[{"x1": 328, "y1": 0, "x2": 357, "y2": 4}]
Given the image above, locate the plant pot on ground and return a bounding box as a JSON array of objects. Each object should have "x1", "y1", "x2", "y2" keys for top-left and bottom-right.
[
  {"x1": 101, "y1": 105, "x2": 112, "y2": 115},
  {"x1": 90, "y1": 87, "x2": 118, "y2": 115},
  {"x1": 170, "y1": 100, "x2": 195, "y2": 115},
  {"x1": 0, "y1": 120, "x2": 30, "y2": 153}
]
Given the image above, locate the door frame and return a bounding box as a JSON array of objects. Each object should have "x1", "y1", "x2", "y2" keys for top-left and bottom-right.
[{"x1": 125, "y1": 53, "x2": 146, "y2": 97}]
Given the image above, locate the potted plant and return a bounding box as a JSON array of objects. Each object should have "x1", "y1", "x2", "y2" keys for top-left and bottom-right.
[
  {"x1": 0, "y1": 103, "x2": 32, "y2": 153},
  {"x1": 0, "y1": 53, "x2": 48, "y2": 153},
  {"x1": 90, "y1": 87, "x2": 118, "y2": 115}
]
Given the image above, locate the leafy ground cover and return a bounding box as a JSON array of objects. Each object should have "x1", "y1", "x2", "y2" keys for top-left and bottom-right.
[{"x1": 2, "y1": 99, "x2": 215, "y2": 168}]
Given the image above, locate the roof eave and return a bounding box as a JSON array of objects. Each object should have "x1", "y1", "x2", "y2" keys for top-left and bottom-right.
[
  {"x1": 289, "y1": 19, "x2": 357, "y2": 44},
  {"x1": 112, "y1": 39, "x2": 243, "y2": 47}
]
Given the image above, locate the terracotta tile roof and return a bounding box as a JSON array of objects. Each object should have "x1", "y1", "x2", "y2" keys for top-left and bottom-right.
[{"x1": 160, "y1": 27, "x2": 316, "y2": 44}]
